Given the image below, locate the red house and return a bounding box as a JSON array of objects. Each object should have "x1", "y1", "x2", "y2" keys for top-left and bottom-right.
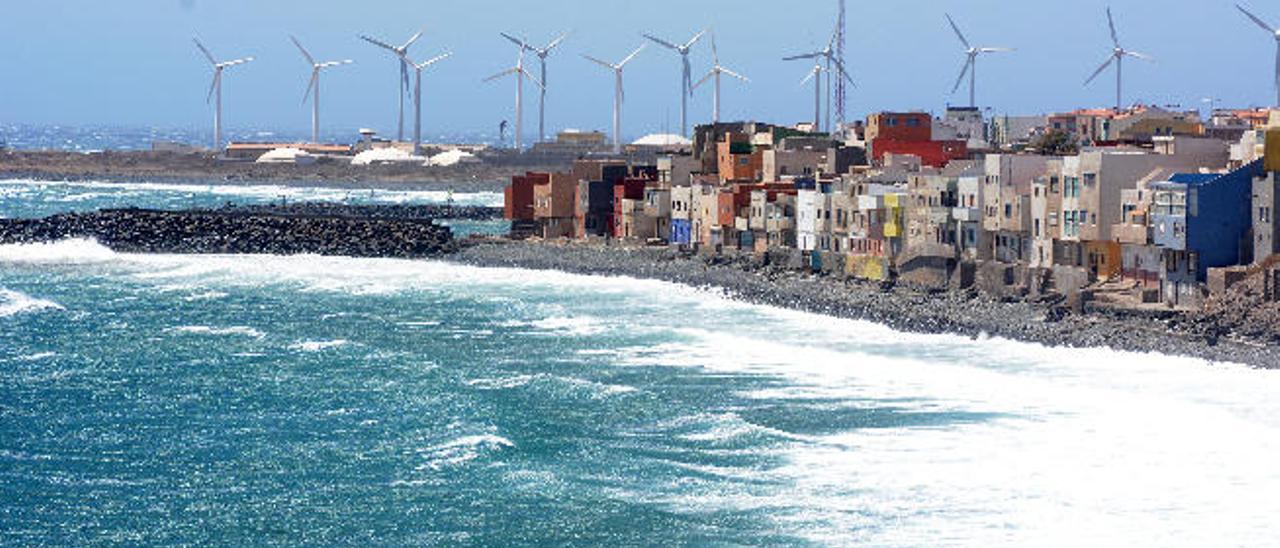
[{"x1": 505, "y1": 172, "x2": 550, "y2": 221}]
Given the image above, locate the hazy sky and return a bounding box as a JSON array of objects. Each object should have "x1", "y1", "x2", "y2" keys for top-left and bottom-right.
[{"x1": 0, "y1": 0, "x2": 1276, "y2": 140}]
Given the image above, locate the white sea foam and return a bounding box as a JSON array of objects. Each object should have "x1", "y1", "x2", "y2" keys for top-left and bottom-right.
[
  {"x1": 168, "y1": 325, "x2": 263, "y2": 338},
  {"x1": 466, "y1": 373, "x2": 636, "y2": 398},
  {"x1": 289, "y1": 339, "x2": 349, "y2": 352},
  {"x1": 416, "y1": 434, "x2": 515, "y2": 470},
  {"x1": 0, "y1": 289, "x2": 64, "y2": 318},
  {"x1": 0, "y1": 238, "x2": 117, "y2": 265}
]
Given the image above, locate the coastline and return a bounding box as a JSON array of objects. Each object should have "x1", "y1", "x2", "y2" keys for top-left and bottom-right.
[
  {"x1": 449, "y1": 239, "x2": 1280, "y2": 369},
  {"x1": 0, "y1": 150, "x2": 560, "y2": 193}
]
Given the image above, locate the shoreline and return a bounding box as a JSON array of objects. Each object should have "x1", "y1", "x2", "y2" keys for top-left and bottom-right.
[
  {"x1": 0, "y1": 150, "x2": 569, "y2": 193},
  {"x1": 448, "y1": 239, "x2": 1280, "y2": 369}
]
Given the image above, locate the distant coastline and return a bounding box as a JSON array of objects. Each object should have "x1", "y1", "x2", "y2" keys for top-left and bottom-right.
[{"x1": 0, "y1": 150, "x2": 564, "y2": 193}]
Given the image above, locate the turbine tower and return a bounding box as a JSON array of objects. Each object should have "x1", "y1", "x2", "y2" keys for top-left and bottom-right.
[
  {"x1": 583, "y1": 45, "x2": 646, "y2": 155},
  {"x1": 799, "y1": 64, "x2": 828, "y2": 130},
  {"x1": 784, "y1": 35, "x2": 854, "y2": 133},
  {"x1": 485, "y1": 40, "x2": 543, "y2": 153},
  {"x1": 1083, "y1": 7, "x2": 1153, "y2": 112},
  {"x1": 945, "y1": 14, "x2": 1013, "y2": 109},
  {"x1": 1235, "y1": 4, "x2": 1280, "y2": 106},
  {"x1": 292, "y1": 36, "x2": 353, "y2": 144},
  {"x1": 692, "y1": 35, "x2": 749, "y2": 125},
  {"x1": 359, "y1": 29, "x2": 424, "y2": 143},
  {"x1": 193, "y1": 39, "x2": 253, "y2": 153},
  {"x1": 642, "y1": 29, "x2": 706, "y2": 138},
  {"x1": 501, "y1": 31, "x2": 568, "y2": 143},
  {"x1": 398, "y1": 51, "x2": 452, "y2": 156}
]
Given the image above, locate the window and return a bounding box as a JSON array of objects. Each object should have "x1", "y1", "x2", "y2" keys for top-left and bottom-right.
[
  {"x1": 1004, "y1": 204, "x2": 1013, "y2": 218},
  {"x1": 1083, "y1": 173, "x2": 1097, "y2": 187}
]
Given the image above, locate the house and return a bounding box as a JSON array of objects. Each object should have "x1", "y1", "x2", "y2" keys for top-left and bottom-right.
[
  {"x1": 1151, "y1": 160, "x2": 1263, "y2": 306},
  {"x1": 1056, "y1": 145, "x2": 1229, "y2": 279},
  {"x1": 1111, "y1": 177, "x2": 1161, "y2": 288},
  {"x1": 532, "y1": 172, "x2": 577, "y2": 239},
  {"x1": 1029, "y1": 160, "x2": 1063, "y2": 269},
  {"x1": 505, "y1": 172, "x2": 549, "y2": 222},
  {"x1": 717, "y1": 133, "x2": 765, "y2": 182},
  {"x1": 613, "y1": 177, "x2": 649, "y2": 239},
  {"x1": 982, "y1": 154, "x2": 1049, "y2": 264},
  {"x1": 866, "y1": 111, "x2": 968, "y2": 168},
  {"x1": 796, "y1": 178, "x2": 831, "y2": 252},
  {"x1": 670, "y1": 184, "x2": 694, "y2": 246}
]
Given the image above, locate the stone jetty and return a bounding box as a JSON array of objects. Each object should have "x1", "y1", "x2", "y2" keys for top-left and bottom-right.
[{"x1": 0, "y1": 203, "x2": 477, "y2": 258}]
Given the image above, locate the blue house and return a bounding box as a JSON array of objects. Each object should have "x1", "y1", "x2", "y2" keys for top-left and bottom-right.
[
  {"x1": 670, "y1": 218, "x2": 692, "y2": 246},
  {"x1": 1150, "y1": 159, "x2": 1263, "y2": 306}
]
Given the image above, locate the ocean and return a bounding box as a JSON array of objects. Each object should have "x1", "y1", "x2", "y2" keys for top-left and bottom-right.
[{"x1": 3, "y1": 179, "x2": 1280, "y2": 545}]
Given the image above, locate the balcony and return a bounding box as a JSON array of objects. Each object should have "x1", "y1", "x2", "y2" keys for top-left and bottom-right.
[{"x1": 951, "y1": 207, "x2": 980, "y2": 223}]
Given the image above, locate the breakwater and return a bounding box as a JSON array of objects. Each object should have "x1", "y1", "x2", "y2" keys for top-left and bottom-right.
[{"x1": 0, "y1": 204, "x2": 468, "y2": 258}]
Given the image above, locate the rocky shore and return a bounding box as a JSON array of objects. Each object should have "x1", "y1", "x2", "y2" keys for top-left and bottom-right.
[
  {"x1": 0, "y1": 204, "x2": 458, "y2": 258},
  {"x1": 449, "y1": 239, "x2": 1280, "y2": 368},
  {"x1": 0, "y1": 150, "x2": 566, "y2": 193}
]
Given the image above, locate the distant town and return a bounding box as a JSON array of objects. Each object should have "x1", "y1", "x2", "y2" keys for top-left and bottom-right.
[{"x1": 501, "y1": 106, "x2": 1280, "y2": 313}]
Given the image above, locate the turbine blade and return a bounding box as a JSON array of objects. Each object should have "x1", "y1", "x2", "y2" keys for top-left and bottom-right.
[
  {"x1": 359, "y1": 35, "x2": 399, "y2": 52},
  {"x1": 711, "y1": 34, "x2": 720, "y2": 65},
  {"x1": 500, "y1": 32, "x2": 529, "y2": 50},
  {"x1": 219, "y1": 57, "x2": 254, "y2": 68},
  {"x1": 783, "y1": 52, "x2": 822, "y2": 61},
  {"x1": 951, "y1": 57, "x2": 973, "y2": 94},
  {"x1": 979, "y1": 47, "x2": 1014, "y2": 53},
  {"x1": 318, "y1": 60, "x2": 353, "y2": 68},
  {"x1": 618, "y1": 44, "x2": 646, "y2": 68},
  {"x1": 692, "y1": 70, "x2": 715, "y2": 91},
  {"x1": 483, "y1": 67, "x2": 518, "y2": 82},
  {"x1": 522, "y1": 68, "x2": 545, "y2": 90},
  {"x1": 582, "y1": 54, "x2": 614, "y2": 70},
  {"x1": 1125, "y1": 50, "x2": 1154, "y2": 62},
  {"x1": 193, "y1": 38, "x2": 217, "y2": 65},
  {"x1": 401, "y1": 60, "x2": 412, "y2": 91},
  {"x1": 1107, "y1": 7, "x2": 1120, "y2": 48},
  {"x1": 303, "y1": 71, "x2": 317, "y2": 103},
  {"x1": 417, "y1": 51, "x2": 452, "y2": 70},
  {"x1": 544, "y1": 32, "x2": 569, "y2": 53},
  {"x1": 207, "y1": 71, "x2": 219, "y2": 104},
  {"x1": 1236, "y1": 4, "x2": 1277, "y2": 34},
  {"x1": 721, "y1": 67, "x2": 750, "y2": 83},
  {"x1": 642, "y1": 33, "x2": 679, "y2": 51},
  {"x1": 291, "y1": 35, "x2": 316, "y2": 66},
  {"x1": 401, "y1": 29, "x2": 424, "y2": 50},
  {"x1": 945, "y1": 14, "x2": 971, "y2": 50},
  {"x1": 800, "y1": 66, "x2": 819, "y2": 86},
  {"x1": 1084, "y1": 55, "x2": 1115, "y2": 85},
  {"x1": 684, "y1": 29, "x2": 708, "y2": 49},
  {"x1": 829, "y1": 57, "x2": 856, "y2": 86}
]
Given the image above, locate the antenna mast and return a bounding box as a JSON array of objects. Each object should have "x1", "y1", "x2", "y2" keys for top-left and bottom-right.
[{"x1": 834, "y1": 0, "x2": 847, "y2": 130}]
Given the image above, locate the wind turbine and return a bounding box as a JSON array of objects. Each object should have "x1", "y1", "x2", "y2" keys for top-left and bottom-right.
[
  {"x1": 642, "y1": 29, "x2": 706, "y2": 138},
  {"x1": 359, "y1": 29, "x2": 424, "y2": 143},
  {"x1": 799, "y1": 64, "x2": 828, "y2": 130},
  {"x1": 1235, "y1": 4, "x2": 1280, "y2": 106},
  {"x1": 784, "y1": 32, "x2": 854, "y2": 133},
  {"x1": 398, "y1": 51, "x2": 452, "y2": 156},
  {"x1": 692, "y1": 35, "x2": 749, "y2": 125},
  {"x1": 193, "y1": 38, "x2": 253, "y2": 152},
  {"x1": 485, "y1": 39, "x2": 543, "y2": 153},
  {"x1": 583, "y1": 45, "x2": 646, "y2": 154},
  {"x1": 1083, "y1": 8, "x2": 1153, "y2": 112},
  {"x1": 945, "y1": 14, "x2": 1013, "y2": 109},
  {"x1": 501, "y1": 31, "x2": 568, "y2": 143},
  {"x1": 292, "y1": 36, "x2": 353, "y2": 144}
]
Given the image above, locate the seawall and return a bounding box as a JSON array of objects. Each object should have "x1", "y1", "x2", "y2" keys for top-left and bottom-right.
[{"x1": 0, "y1": 204, "x2": 464, "y2": 258}]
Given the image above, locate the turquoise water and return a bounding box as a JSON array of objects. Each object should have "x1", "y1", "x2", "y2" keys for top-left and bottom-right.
[{"x1": 4, "y1": 180, "x2": 1280, "y2": 545}]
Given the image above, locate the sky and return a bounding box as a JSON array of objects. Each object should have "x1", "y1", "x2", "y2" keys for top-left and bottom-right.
[{"x1": 0, "y1": 0, "x2": 1276, "y2": 142}]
